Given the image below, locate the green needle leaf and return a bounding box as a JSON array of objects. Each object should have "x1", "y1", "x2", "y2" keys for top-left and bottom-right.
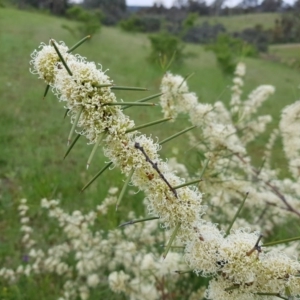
[
  {"x1": 256, "y1": 293, "x2": 288, "y2": 300},
  {"x1": 51, "y1": 39, "x2": 73, "y2": 76},
  {"x1": 159, "y1": 125, "x2": 196, "y2": 146},
  {"x1": 111, "y1": 86, "x2": 148, "y2": 91},
  {"x1": 263, "y1": 236, "x2": 300, "y2": 247},
  {"x1": 225, "y1": 192, "x2": 249, "y2": 236},
  {"x1": 116, "y1": 168, "x2": 135, "y2": 211},
  {"x1": 285, "y1": 287, "x2": 292, "y2": 297},
  {"x1": 123, "y1": 93, "x2": 163, "y2": 110},
  {"x1": 174, "y1": 270, "x2": 193, "y2": 275},
  {"x1": 224, "y1": 285, "x2": 240, "y2": 292},
  {"x1": 103, "y1": 102, "x2": 156, "y2": 107},
  {"x1": 64, "y1": 134, "x2": 81, "y2": 160},
  {"x1": 178, "y1": 72, "x2": 195, "y2": 89},
  {"x1": 126, "y1": 117, "x2": 171, "y2": 134},
  {"x1": 174, "y1": 178, "x2": 202, "y2": 190},
  {"x1": 93, "y1": 83, "x2": 113, "y2": 88},
  {"x1": 164, "y1": 50, "x2": 176, "y2": 71},
  {"x1": 67, "y1": 106, "x2": 83, "y2": 145},
  {"x1": 162, "y1": 223, "x2": 181, "y2": 260},
  {"x1": 86, "y1": 133, "x2": 106, "y2": 169},
  {"x1": 118, "y1": 216, "x2": 159, "y2": 227},
  {"x1": 67, "y1": 35, "x2": 91, "y2": 53},
  {"x1": 199, "y1": 159, "x2": 210, "y2": 178},
  {"x1": 43, "y1": 84, "x2": 50, "y2": 99},
  {"x1": 81, "y1": 162, "x2": 113, "y2": 192},
  {"x1": 64, "y1": 109, "x2": 69, "y2": 119}
]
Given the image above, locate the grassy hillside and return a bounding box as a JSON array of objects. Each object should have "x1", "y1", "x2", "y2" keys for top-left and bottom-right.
[
  {"x1": 197, "y1": 12, "x2": 279, "y2": 31},
  {"x1": 1, "y1": 7, "x2": 300, "y2": 299},
  {"x1": 269, "y1": 43, "x2": 300, "y2": 68},
  {"x1": 1, "y1": 4, "x2": 300, "y2": 227}
]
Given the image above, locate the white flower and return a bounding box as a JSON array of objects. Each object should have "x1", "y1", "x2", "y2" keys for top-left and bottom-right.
[
  {"x1": 87, "y1": 273, "x2": 100, "y2": 287},
  {"x1": 235, "y1": 62, "x2": 246, "y2": 77},
  {"x1": 108, "y1": 271, "x2": 130, "y2": 293}
]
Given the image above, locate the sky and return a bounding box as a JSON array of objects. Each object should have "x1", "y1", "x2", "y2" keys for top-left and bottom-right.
[
  {"x1": 127, "y1": 0, "x2": 173, "y2": 7},
  {"x1": 70, "y1": 0, "x2": 296, "y2": 8},
  {"x1": 126, "y1": 0, "x2": 295, "y2": 7}
]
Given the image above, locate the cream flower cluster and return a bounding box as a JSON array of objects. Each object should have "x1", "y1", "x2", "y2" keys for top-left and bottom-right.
[
  {"x1": 187, "y1": 226, "x2": 300, "y2": 300},
  {"x1": 159, "y1": 66, "x2": 300, "y2": 230},
  {"x1": 29, "y1": 40, "x2": 300, "y2": 299},
  {"x1": 159, "y1": 68, "x2": 300, "y2": 298},
  {"x1": 229, "y1": 62, "x2": 275, "y2": 144},
  {"x1": 30, "y1": 40, "x2": 205, "y2": 237},
  {"x1": 0, "y1": 196, "x2": 189, "y2": 300},
  {"x1": 279, "y1": 100, "x2": 300, "y2": 178}
]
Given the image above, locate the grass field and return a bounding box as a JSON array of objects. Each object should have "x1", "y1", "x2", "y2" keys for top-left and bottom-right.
[
  {"x1": 1, "y1": 7, "x2": 300, "y2": 299},
  {"x1": 269, "y1": 43, "x2": 300, "y2": 68},
  {"x1": 197, "y1": 12, "x2": 279, "y2": 31}
]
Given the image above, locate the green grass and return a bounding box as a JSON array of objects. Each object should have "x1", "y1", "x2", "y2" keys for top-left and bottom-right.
[
  {"x1": 268, "y1": 43, "x2": 300, "y2": 69},
  {"x1": 0, "y1": 5, "x2": 299, "y2": 230},
  {"x1": 197, "y1": 12, "x2": 279, "y2": 32},
  {"x1": 1, "y1": 7, "x2": 300, "y2": 299}
]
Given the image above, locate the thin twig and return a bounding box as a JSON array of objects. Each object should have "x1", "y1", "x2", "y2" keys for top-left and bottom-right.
[{"x1": 135, "y1": 142, "x2": 178, "y2": 198}]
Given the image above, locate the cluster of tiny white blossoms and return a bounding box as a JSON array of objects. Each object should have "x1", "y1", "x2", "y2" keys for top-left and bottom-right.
[
  {"x1": 0, "y1": 194, "x2": 193, "y2": 300},
  {"x1": 279, "y1": 100, "x2": 300, "y2": 179},
  {"x1": 27, "y1": 40, "x2": 300, "y2": 299},
  {"x1": 159, "y1": 65, "x2": 300, "y2": 230},
  {"x1": 30, "y1": 40, "x2": 205, "y2": 238},
  {"x1": 159, "y1": 67, "x2": 300, "y2": 298},
  {"x1": 229, "y1": 62, "x2": 275, "y2": 145}
]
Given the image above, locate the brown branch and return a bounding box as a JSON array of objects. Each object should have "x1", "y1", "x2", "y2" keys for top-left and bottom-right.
[
  {"x1": 134, "y1": 142, "x2": 178, "y2": 198},
  {"x1": 234, "y1": 153, "x2": 300, "y2": 218}
]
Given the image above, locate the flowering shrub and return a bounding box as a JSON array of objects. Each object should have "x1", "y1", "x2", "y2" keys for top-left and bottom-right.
[{"x1": 1, "y1": 38, "x2": 300, "y2": 300}]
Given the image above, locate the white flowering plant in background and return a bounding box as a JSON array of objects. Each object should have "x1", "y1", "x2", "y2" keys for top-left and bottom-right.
[{"x1": 1, "y1": 36, "x2": 300, "y2": 300}]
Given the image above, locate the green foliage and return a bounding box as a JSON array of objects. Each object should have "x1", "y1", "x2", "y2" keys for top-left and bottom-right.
[
  {"x1": 197, "y1": 13, "x2": 279, "y2": 32},
  {"x1": 272, "y1": 13, "x2": 300, "y2": 43},
  {"x1": 65, "y1": 5, "x2": 102, "y2": 37},
  {"x1": 119, "y1": 15, "x2": 143, "y2": 32},
  {"x1": 233, "y1": 24, "x2": 270, "y2": 53},
  {"x1": 1, "y1": 8, "x2": 300, "y2": 299},
  {"x1": 206, "y1": 33, "x2": 257, "y2": 74},
  {"x1": 119, "y1": 14, "x2": 161, "y2": 33},
  {"x1": 183, "y1": 12, "x2": 198, "y2": 32},
  {"x1": 148, "y1": 32, "x2": 184, "y2": 66},
  {"x1": 269, "y1": 44, "x2": 300, "y2": 70},
  {"x1": 82, "y1": 0, "x2": 126, "y2": 25},
  {"x1": 183, "y1": 21, "x2": 226, "y2": 44}
]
